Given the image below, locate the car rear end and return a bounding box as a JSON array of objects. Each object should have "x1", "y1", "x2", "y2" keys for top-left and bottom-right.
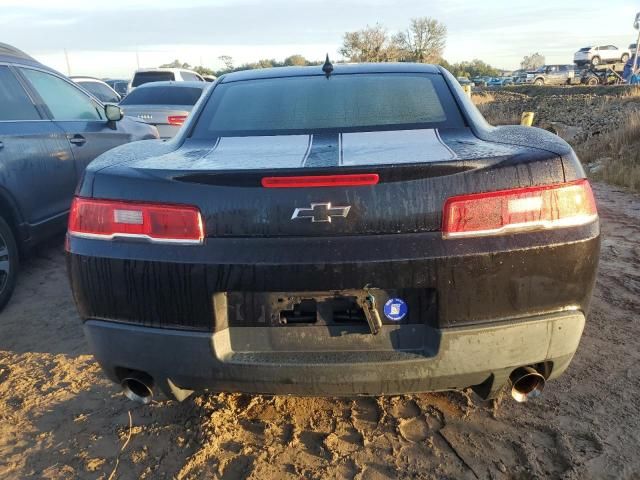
[
  {"x1": 67, "y1": 65, "x2": 600, "y2": 402},
  {"x1": 119, "y1": 82, "x2": 206, "y2": 138},
  {"x1": 574, "y1": 47, "x2": 593, "y2": 65}
]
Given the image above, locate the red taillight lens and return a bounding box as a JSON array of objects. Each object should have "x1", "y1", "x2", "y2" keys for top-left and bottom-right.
[
  {"x1": 442, "y1": 179, "x2": 597, "y2": 238},
  {"x1": 261, "y1": 173, "x2": 379, "y2": 188},
  {"x1": 68, "y1": 197, "x2": 204, "y2": 244},
  {"x1": 167, "y1": 115, "x2": 187, "y2": 126}
]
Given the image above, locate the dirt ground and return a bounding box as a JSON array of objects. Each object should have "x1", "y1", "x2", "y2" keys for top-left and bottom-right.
[{"x1": 0, "y1": 183, "x2": 638, "y2": 480}]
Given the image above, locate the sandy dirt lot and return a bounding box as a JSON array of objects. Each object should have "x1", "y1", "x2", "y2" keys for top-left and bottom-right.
[{"x1": 0, "y1": 183, "x2": 638, "y2": 480}]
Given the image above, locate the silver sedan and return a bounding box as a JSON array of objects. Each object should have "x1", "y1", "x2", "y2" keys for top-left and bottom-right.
[{"x1": 119, "y1": 81, "x2": 208, "y2": 139}]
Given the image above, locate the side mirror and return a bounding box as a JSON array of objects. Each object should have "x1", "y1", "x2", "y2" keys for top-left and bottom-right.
[{"x1": 105, "y1": 104, "x2": 123, "y2": 122}]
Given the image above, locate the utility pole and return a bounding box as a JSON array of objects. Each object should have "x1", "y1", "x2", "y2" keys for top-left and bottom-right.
[
  {"x1": 633, "y1": 12, "x2": 640, "y2": 74},
  {"x1": 64, "y1": 49, "x2": 71, "y2": 76}
]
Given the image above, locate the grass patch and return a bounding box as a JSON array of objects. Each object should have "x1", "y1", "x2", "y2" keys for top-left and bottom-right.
[{"x1": 575, "y1": 111, "x2": 640, "y2": 191}]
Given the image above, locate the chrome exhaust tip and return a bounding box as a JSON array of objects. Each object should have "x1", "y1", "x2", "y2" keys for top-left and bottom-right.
[
  {"x1": 121, "y1": 372, "x2": 153, "y2": 404},
  {"x1": 509, "y1": 366, "x2": 545, "y2": 403}
]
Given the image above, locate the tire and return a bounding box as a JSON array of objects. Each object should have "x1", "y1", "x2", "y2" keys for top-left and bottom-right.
[
  {"x1": 533, "y1": 78, "x2": 544, "y2": 86},
  {"x1": 586, "y1": 77, "x2": 599, "y2": 86},
  {"x1": 0, "y1": 216, "x2": 19, "y2": 312},
  {"x1": 591, "y1": 56, "x2": 601, "y2": 66},
  {"x1": 621, "y1": 53, "x2": 630, "y2": 63}
]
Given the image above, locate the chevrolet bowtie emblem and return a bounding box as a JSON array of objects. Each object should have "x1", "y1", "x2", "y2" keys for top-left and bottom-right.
[{"x1": 291, "y1": 202, "x2": 351, "y2": 223}]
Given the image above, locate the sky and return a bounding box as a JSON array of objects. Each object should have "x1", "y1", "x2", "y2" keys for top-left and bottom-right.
[{"x1": 1, "y1": 0, "x2": 639, "y2": 78}]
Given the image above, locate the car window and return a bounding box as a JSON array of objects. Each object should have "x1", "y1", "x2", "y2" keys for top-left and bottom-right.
[
  {"x1": 193, "y1": 73, "x2": 463, "y2": 137},
  {"x1": 21, "y1": 69, "x2": 103, "y2": 121},
  {"x1": 181, "y1": 71, "x2": 200, "y2": 81},
  {"x1": 132, "y1": 71, "x2": 175, "y2": 87},
  {"x1": 0, "y1": 66, "x2": 40, "y2": 121},
  {"x1": 120, "y1": 86, "x2": 204, "y2": 106},
  {"x1": 77, "y1": 81, "x2": 120, "y2": 103}
]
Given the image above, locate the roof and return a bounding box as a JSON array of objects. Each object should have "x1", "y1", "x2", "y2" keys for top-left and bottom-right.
[
  {"x1": 70, "y1": 76, "x2": 108, "y2": 83},
  {"x1": 134, "y1": 80, "x2": 208, "y2": 89},
  {"x1": 134, "y1": 67, "x2": 199, "y2": 73},
  {"x1": 220, "y1": 62, "x2": 441, "y2": 83},
  {"x1": 0, "y1": 42, "x2": 48, "y2": 69}
]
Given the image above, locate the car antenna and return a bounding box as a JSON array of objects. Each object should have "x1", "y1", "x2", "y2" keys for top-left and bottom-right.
[{"x1": 322, "y1": 54, "x2": 334, "y2": 78}]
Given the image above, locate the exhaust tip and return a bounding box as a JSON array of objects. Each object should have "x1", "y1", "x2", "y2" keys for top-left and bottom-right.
[
  {"x1": 510, "y1": 366, "x2": 545, "y2": 403},
  {"x1": 121, "y1": 374, "x2": 153, "y2": 404}
]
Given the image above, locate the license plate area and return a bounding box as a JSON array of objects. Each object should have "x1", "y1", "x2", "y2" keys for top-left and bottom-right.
[{"x1": 215, "y1": 289, "x2": 437, "y2": 331}]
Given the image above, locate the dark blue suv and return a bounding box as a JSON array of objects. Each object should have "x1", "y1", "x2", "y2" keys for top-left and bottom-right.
[{"x1": 0, "y1": 43, "x2": 158, "y2": 310}]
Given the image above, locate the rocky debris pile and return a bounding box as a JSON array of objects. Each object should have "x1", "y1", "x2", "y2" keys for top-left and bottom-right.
[{"x1": 473, "y1": 87, "x2": 640, "y2": 143}]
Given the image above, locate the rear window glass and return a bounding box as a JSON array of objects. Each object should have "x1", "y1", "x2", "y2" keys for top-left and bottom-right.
[
  {"x1": 193, "y1": 73, "x2": 462, "y2": 137},
  {"x1": 132, "y1": 71, "x2": 175, "y2": 87},
  {"x1": 120, "y1": 86, "x2": 204, "y2": 106}
]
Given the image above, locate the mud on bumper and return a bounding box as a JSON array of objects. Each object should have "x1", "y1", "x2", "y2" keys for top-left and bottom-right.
[{"x1": 85, "y1": 310, "x2": 585, "y2": 400}]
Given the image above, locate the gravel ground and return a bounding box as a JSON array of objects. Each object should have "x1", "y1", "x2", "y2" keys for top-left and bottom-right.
[{"x1": 0, "y1": 183, "x2": 638, "y2": 480}]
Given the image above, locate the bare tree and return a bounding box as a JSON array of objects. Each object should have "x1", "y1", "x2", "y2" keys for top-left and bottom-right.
[
  {"x1": 521, "y1": 53, "x2": 545, "y2": 70},
  {"x1": 218, "y1": 55, "x2": 234, "y2": 71},
  {"x1": 393, "y1": 17, "x2": 447, "y2": 63},
  {"x1": 339, "y1": 24, "x2": 399, "y2": 62}
]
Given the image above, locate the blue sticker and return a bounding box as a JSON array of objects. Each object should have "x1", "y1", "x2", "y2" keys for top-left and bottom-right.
[{"x1": 383, "y1": 298, "x2": 408, "y2": 321}]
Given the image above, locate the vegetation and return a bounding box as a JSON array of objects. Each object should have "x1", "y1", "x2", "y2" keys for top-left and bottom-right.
[
  {"x1": 158, "y1": 17, "x2": 503, "y2": 79},
  {"x1": 520, "y1": 52, "x2": 545, "y2": 70},
  {"x1": 339, "y1": 17, "x2": 446, "y2": 63}
]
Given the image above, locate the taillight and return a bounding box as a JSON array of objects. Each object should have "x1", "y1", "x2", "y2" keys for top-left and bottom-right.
[
  {"x1": 167, "y1": 115, "x2": 187, "y2": 126},
  {"x1": 442, "y1": 179, "x2": 597, "y2": 238},
  {"x1": 68, "y1": 197, "x2": 204, "y2": 244},
  {"x1": 262, "y1": 173, "x2": 379, "y2": 188}
]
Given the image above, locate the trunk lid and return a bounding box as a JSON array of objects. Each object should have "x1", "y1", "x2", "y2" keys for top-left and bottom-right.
[
  {"x1": 121, "y1": 105, "x2": 192, "y2": 126},
  {"x1": 94, "y1": 127, "x2": 566, "y2": 237}
]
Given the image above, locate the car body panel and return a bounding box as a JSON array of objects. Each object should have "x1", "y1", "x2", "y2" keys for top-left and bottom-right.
[{"x1": 67, "y1": 63, "x2": 600, "y2": 399}]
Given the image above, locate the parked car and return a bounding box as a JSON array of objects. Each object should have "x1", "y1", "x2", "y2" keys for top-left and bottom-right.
[
  {"x1": 487, "y1": 77, "x2": 512, "y2": 87},
  {"x1": 518, "y1": 65, "x2": 575, "y2": 85},
  {"x1": 0, "y1": 43, "x2": 158, "y2": 310},
  {"x1": 104, "y1": 79, "x2": 129, "y2": 98},
  {"x1": 70, "y1": 76, "x2": 121, "y2": 103},
  {"x1": 470, "y1": 76, "x2": 487, "y2": 87},
  {"x1": 456, "y1": 76, "x2": 472, "y2": 87},
  {"x1": 202, "y1": 75, "x2": 217, "y2": 82},
  {"x1": 574, "y1": 45, "x2": 629, "y2": 66},
  {"x1": 67, "y1": 62, "x2": 599, "y2": 405},
  {"x1": 128, "y1": 68, "x2": 205, "y2": 92},
  {"x1": 118, "y1": 81, "x2": 208, "y2": 138}
]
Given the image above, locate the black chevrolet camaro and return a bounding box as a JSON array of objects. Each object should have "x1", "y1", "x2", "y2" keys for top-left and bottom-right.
[{"x1": 66, "y1": 62, "x2": 600, "y2": 404}]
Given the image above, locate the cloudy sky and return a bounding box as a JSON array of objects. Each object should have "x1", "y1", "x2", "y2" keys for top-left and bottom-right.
[{"x1": 2, "y1": 0, "x2": 638, "y2": 77}]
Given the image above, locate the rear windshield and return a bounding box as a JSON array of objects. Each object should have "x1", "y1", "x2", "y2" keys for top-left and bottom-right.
[
  {"x1": 78, "y1": 81, "x2": 119, "y2": 103},
  {"x1": 120, "y1": 86, "x2": 204, "y2": 106},
  {"x1": 192, "y1": 73, "x2": 463, "y2": 137},
  {"x1": 132, "y1": 71, "x2": 175, "y2": 87}
]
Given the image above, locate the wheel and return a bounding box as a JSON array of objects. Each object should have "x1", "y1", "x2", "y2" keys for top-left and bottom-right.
[
  {"x1": 586, "y1": 76, "x2": 599, "y2": 86},
  {"x1": 621, "y1": 53, "x2": 630, "y2": 63},
  {"x1": 591, "y1": 56, "x2": 601, "y2": 66},
  {"x1": 0, "y1": 216, "x2": 18, "y2": 312},
  {"x1": 533, "y1": 78, "x2": 544, "y2": 86}
]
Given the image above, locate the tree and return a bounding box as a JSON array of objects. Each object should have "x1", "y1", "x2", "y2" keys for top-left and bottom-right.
[
  {"x1": 339, "y1": 24, "x2": 399, "y2": 62},
  {"x1": 284, "y1": 54, "x2": 309, "y2": 66},
  {"x1": 193, "y1": 65, "x2": 214, "y2": 76},
  {"x1": 393, "y1": 17, "x2": 447, "y2": 63},
  {"x1": 218, "y1": 55, "x2": 234, "y2": 71},
  {"x1": 521, "y1": 53, "x2": 545, "y2": 70},
  {"x1": 159, "y1": 59, "x2": 192, "y2": 69},
  {"x1": 443, "y1": 59, "x2": 500, "y2": 78}
]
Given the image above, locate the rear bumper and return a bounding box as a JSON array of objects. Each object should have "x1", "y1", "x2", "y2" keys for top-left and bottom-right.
[{"x1": 85, "y1": 310, "x2": 585, "y2": 398}]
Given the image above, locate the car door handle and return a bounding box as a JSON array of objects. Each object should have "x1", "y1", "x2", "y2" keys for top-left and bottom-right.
[{"x1": 68, "y1": 135, "x2": 86, "y2": 146}]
